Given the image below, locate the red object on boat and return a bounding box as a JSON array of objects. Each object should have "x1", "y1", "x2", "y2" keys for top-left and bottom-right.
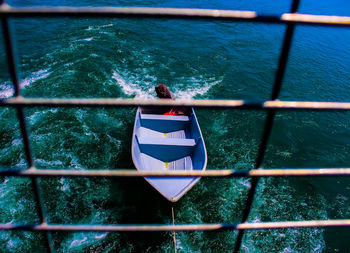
[
  {"x1": 164, "y1": 111, "x2": 177, "y2": 116},
  {"x1": 155, "y1": 84, "x2": 187, "y2": 116},
  {"x1": 163, "y1": 111, "x2": 185, "y2": 116}
]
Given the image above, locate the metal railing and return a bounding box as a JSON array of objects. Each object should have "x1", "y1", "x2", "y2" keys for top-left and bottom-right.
[{"x1": 1, "y1": 0, "x2": 350, "y2": 252}]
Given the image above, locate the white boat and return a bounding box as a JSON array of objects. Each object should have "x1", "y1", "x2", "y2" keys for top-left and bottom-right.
[{"x1": 131, "y1": 107, "x2": 207, "y2": 202}]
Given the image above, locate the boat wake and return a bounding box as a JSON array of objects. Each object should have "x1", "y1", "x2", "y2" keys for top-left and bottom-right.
[
  {"x1": 112, "y1": 71, "x2": 156, "y2": 99},
  {"x1": 242, "y1": 177, "x2": 327, "y2": 253},
  {"x1": 0, "y1": 69, "x2": 52, "y2": 98},
  {"x1": 112, "y1": 70, "x2": 222, "y2": 99}
]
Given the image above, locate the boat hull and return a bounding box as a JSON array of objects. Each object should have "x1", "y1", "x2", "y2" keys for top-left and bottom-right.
[{"x1": 131, "y1": 107, "x2": 207, "y2": 202}]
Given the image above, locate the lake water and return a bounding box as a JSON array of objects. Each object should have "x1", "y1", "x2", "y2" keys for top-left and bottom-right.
[{"x1": 0, "y1": 0, "x2": 349, "y2": 252}]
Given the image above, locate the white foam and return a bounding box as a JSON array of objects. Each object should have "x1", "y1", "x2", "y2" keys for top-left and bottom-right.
[
  {"x1": 240, "y1": 178, "x2": 251, "y2": 188},
  {"x1": 98, "y1": 24, "x2": 113, "y2": 28},
  {"x1": 11, "y1": 139, "x2": 22, "y2": 146},
  {"x1": 82, "y1": 37, "x2": 93, "y2": 41},
  {"x1": 64, "y1": 57, "x2": 89, "y2": 68},
  {"x1": 69, "y1": 235, "x2": 88, "y2": 248},
  {"x1": 100, "y1": 31, "x2": 114, "y2": 36},
  {"x1": 112, "y1": 71, "x2": 155, "y2": 99},
  {"x1": 0, "y1": 182, "x2": 10, "y2": 198},
  {"x1": 112, "y1": 71, "x2": 222, "y2": 100},
  {"x1": 94, "y1": 233, "x2": 107, "y2": 239},
  {"x1": 68, "y1": 231, "x2": 108, "y2": 249},
  {"x1": 28, "y1": 110, "x2": 47, "y2": 125},
  {"x1": 64, "y1": 62, "x2": 74, "y2": 67},
  {"x1": 6, "y1": 237, "x2": 21, "y2": 250},
  {"x1": 175, "y1": 76, "x2": 222, "y2": 99},
  {"x1": 35, "y1": 158, "x2": 63, "y2": 168},
  {"x1": 0, "y1": 231, "x2": 9, "y2": 240},
  {"x1": 59, "y1": 178, "x2": 70, "y2": 192},
  {"x1": 0, "y1": 69, "x2": 51, "y2": 98},
  {"x1": 14, "y1": 158, "x2": 27, "y2": 169},
  {"x1": 67, "y1": 154, "x2": 85, "y2": 170},
  {"x1": 250, "y1": 218, "x2": 261, "y2": 223},
  {"x1": 282, "y1": 247, "x2": 293, "y2": 253},
  {"x1": 85, "y1": 23, "x2": 113, "y2": 31},
  {"x1": 20, "y1": 69, "x2": 51, "y2": 88},
  {"x1": 0, "y1": 83, "x2": 14, "y2": 98}
]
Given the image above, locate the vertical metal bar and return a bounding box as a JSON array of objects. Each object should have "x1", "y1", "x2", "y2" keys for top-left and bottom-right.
[
  {"x1": 1, "y1": 12, "x2": 20, "y2": 97},
  {"x1": 16, "y1": 107, "x2": 34, "y2": 167},
  {"x1": 233, "y1": 1, "x2": 300, "y2": 252},
  {"x1": 17, "y1": 107, "x2": 54, "y2": 252},
  {"x1": 1, "y1": 8, "x2": 54, "y2": 252},
  {"x1": 271, "y1": 0, "x2": 300, "y2": 100}
]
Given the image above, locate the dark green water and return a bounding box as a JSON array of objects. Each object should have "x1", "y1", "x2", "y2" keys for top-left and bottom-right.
[{"x1": 0, "y1": 0, "x2": 349, "y2": 252}]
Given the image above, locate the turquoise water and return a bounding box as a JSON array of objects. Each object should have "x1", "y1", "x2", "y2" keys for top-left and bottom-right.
[{"x1": 0, "y1": 0, "x2": 349, "y2": 252}]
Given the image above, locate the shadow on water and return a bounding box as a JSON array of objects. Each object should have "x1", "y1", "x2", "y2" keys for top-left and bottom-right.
[
  {"x1": 97, "y1": 111, "x2": 174, "y2": 251},
  {"x1": 108, "y1": 177, "x2": 173, "y2": 251}
]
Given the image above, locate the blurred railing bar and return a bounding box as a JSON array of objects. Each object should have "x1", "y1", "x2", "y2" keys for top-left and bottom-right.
[
  {"x1": 1, "y1": 2, "x2": 53, "y2": 252},
  {"x1": 4, "y1": 98, "x2": 350, "y2": 111},
  {"x1": 1, "y1": 5, "x2": 350, "y2": 27},
  {"x1": 271, "y1": 3, "x2": 299, "y2": 100},
  {"x1": 234, "y1": 1, "x2": 300, "y2": 252},
  {"x1": 1, "y1": 168, "x2": 350, "y2": 177},
  {"x1": 0, "y1": 219, "x2": 349, "y2": 232},
  {"x1": 1, "y1": 11, "x2": 20, "y2": 96}
]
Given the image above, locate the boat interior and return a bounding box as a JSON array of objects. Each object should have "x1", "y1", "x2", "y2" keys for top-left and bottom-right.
[
  {"x1": 134, "y1": 107, "x2": 202, "y2": 170},
  {"x1": 132, "y1": 107, "x2": 207, "y2": 201}
]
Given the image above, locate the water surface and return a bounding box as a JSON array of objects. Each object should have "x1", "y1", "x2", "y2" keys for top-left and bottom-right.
[{"x1": 0, "y1": 0, "x2": 349, "y2": 252}]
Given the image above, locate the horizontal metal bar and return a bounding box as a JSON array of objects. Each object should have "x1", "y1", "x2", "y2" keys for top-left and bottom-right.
[
  {"x1": 3, "y1": 97, "x2": 350, "y2": 111},
  {"x1": 1, "y1": 167, "x2": 350, "y2": 177},
  {"x1": 0, "y1": 5, "x2": 257, "y2": 19},
  {"x1": 282, "y1": 13, "x2": 350, "y2": 25},
  {"x1": 0, "y1": 168, "x2": 245, "y2": 177},
  {"x1": 249, "y1": 168, "x2": 350, "y2": 176},
  {"x1": 0, "y1": 223, "x2": 228, "y2": 232},
  {"x1": 238, "y1": 220, "x2": 350, "y2": 230},
  {"x1": 0, "y1": 5, "x2": 350, "y2": 27},
  {"x1": 1, "y1": 220, "x2": 349, "y2": 232},
  {"x1": 2, "y1": 97, "x2": 246, "y2": 108},
  {"x1": 263, "y1": 100, "x2": 350, "y2": 110}
]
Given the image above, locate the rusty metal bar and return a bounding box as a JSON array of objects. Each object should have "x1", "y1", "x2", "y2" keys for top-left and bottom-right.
[
  {"x1": 1, "y1": 168, "x2": 350, "y2": 177},
  {"x1": 0, "y1": 5, "x2": 350, "y2": 27},
  {"x1": 0, "y1": 219, "x2": 349, "y2": 232},
  {"x1": 4, "y1": 97, "x2": 350, "y2": 111}
]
